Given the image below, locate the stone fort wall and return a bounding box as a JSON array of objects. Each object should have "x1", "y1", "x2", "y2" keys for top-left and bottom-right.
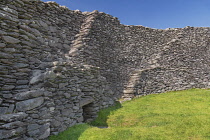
[{"x1": 1, "y1": 0, "x2": 210, "y2": 139}]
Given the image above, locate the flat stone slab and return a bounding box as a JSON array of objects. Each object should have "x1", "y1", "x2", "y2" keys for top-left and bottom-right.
[
  {"x1": 0, "y1": 112, "x2": 28, "y2": 122},
  {"x1": 14, "y1": 89, "x2": 44, "y2": 100},
  {"x1": 16, "y1": 97, "x2": 44, "y2": 111},
  {"x1": 2, "y1": 36, "x2": 20, "y2": 44},
  {"x1": 80, "y1": 97, "x2": 94, "y2": 107}
]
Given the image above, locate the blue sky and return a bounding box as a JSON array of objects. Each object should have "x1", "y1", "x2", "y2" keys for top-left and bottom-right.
[{"x1": 42, "y1": 0, "x2": 210, "y2": 29}]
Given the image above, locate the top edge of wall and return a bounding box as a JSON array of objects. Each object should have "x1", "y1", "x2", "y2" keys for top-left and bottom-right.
[{"x1": 7, "y1": 0, "x2": 210, "y2": 31}]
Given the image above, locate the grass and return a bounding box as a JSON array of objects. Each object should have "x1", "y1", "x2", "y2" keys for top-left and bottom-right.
[
  {"x1": 90, "y1": 101, "x2": 122, "y2": 126},
  {"x1": 50, "y1": 124, "x2": 91, "y2": 140},
  {"x1": 50, "y1": 89, "x2": 210, "y2": 140}
]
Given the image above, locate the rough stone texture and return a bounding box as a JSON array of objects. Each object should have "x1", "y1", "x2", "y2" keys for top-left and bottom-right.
[
  {"x1": 14, "y1": 89, "x2": 44, "y2": 100},
  {"x1": 0, "y1": 112, "x2": 28, "y2": 122},
  {"x1": 1, "y1": 0, "x2": 210, "y2": 139},
  {"x1": 0, "y1": 121, "x2": 25, "y2": 129},
  {"x1": 16, "y1": 97, "x2": 44, "y2": 111},
  {"x1": 2, "y1": 36, "x2": 20, "y2": 44},
  {"x1": 80, "y1": 97, "x2": 94, "y2": 107}
]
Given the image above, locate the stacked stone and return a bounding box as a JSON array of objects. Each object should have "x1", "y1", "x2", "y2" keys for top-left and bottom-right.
[
  {"x1": 1, "y1": 0, "x2": 210, "y2": 139},
  {"x1": 0, "y1": 0, "x2": 115, "y2": 139},
  {"x1": 122, "y1": 26, "x2": 210, "y2": 98},
  {"x1": 0, "y1": 1, "x2": 29, "y2": 139},
  {"x1": 127, "y1": 67, "x2": 210, "y2": 96},
  {"x1": 69, "y1": 11, "x2": 125, "y2": 98},
  {"x1": 40, "y1": 62, "x2": 115, "y2": 134}
]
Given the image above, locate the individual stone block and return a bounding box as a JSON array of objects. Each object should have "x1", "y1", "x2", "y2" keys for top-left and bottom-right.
[
  {"x1": 2, "y1": 94, "x2": 13, "y2": 99},
  {"x1": 16, "y1": 97, "x2": 44, "y2": 111},
  {"x1": 2, "y1": 7, "x2": 18, "y2": 15},
  {"x1": 0, "y1": 43, "x2": 6, "y2": 48},
  {"x1": 29, "y1": 71, "x2": 44, "y2": 85},
  {"x1": 16, "y1": 80, "x2": 29, "y2": 85},
  {"x1": 0, "y1": 98, "x2": 2, "y2": 104},
  {"x1": 14, "y1": 63, "x2": 29, "y2": 68},
  {"x1": 0, "y1": 107, "x2": 8, "y2": 115},
  {"x1": 2, "y1": 36, "x2": 20, "y2": 44},
  {"x1": 79, "y1": 97, "x2": 94, "y2": 107},
  {"x1": 61, "y1": 109, "x2": 73, "y2": 117},
  {"x1": 14, "y1": 89, "x2": 44, "y2": 100},
  {"x1": 0, "y1": 127, "x2": 26, "y2": 139},
  {"x1": 0, "y1": 121, "x2": 24, "y2": 129},
  {"x1": 38, "y1": 20, "x2": 48, "y2": 28},
  {"x1": 0, "y1": 129, "x2": 17, "y2": 139},
  {"x1": 0, "y1": 112, "x2": 28, "y2": 122},
  {"x1": 0, "y1": 52, "x2": 14, "y2": 59},
  {"x1": 59, "y1": 83, "x2": 68, "y2": 88},
  {"x1": 38, "y1": 123, "x2": 50, "y2": 139},
  {"x1": 51, "y1": 120, "x2": 61, "y2": 127},
  {"x1": 1, "y1": 85, "x2": 15, "y2": 90},
  {"x1": 7, "y1": 104, "x2": 15, "y2": 113},
  {"x1": 27, "y1": 123, "x2": 50, "y2": 139},
  {"x1": 64, "y1": 93, "x2": 71, "y2": 98},
  {"x1": 0, "y1": 12, "x2": 19, "y2": 22},
  {"x1": 3, "y1": 47, "x2": 16, "y2": 53},
  {"x1": 27, "y1": 124, "x2": 41, "y2": 132}
]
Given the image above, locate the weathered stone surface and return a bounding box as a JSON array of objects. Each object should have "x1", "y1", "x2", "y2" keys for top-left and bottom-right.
[
  {"x1": 14, "y1": 89, "x2": 44, "y2": 100},
  {"x1": 0, "y1": 12, "x2": 19, "y2": 22},
  {"x1": 0, "y1": 107, "x2": 8, "y2": 115},
  {"x1": 39, "y1": 20, "x2": 48, "y2": 28},
  {"x1": 16, "y1": 97, "x2": 44, "y2": 111},
  {"x1": 2, "y1": 7, "x2": 18, "y2": 15},
  {"x1": 43, "y1": 70, "x2": 57, "y2": 79},
  {"x1": 4, "y1": 47, "x2": 16, "y2": 52},
  {"x1": 14, "y1": 63, "x2": 29, "y2": 68},
  {"x1": 15, "y1": 85, "x2": 29, "y2": 90},
  {"x1": 59, "y1": 82, "x2": 68, "y2": 88},
  {"x1": 51, "y1": 120, "x2": 61, "y2": 127},
  {"x1": 38, "y1": 123, "x2": 50, "y2": 139},
  {"x1": 77, "y1": 116, "x2": 84, "y2": 122},
  {"x1": 73, "y1": 106, "x2": 79, "y2": 110},
  {"x1": 27, "y1": 123, "x2": 50, "y2": 139},
  {"x1": 79, "y1": 97, "x2": 94, "y2": 107},
  {"x1": 0, "y1": 52, "x2": 14, "y2": 59},
  {"x1": 0, "y1": 98, "x2": 2, "y2": 104},
  {"x1": 0, "y1": 29, "x2": 7, "y2": 35},
  {"x1": 16, "y1": 80, "x2": 29, "y2": 85},
  {"x1": 29, "y1": 71, "x2": 44, "y2": 85},
  {"x1": 61, "y1": 109, "x2": 73, "y2": 117},
  {"x1": 1, "y1": 85, "x2": 15, "y2": 90},
  {"x1": 2, "y1": 36, "x2": 20, "y2": 44},
  {"x1": 0, "y1": 129, "x2": 17, "y2": 139},
  {"x1": 64, "y1": 93, "x2": 71, "y2": 98},
  {"x1": 0, "y1": 127, "x2": 26, "y2": 139},
  {"x1": 38, "y1": 62, "x2": 54, "y2": 69},
  {"x1": 0, "y1": 121, "x2": 24, "y2": 129},
  {"x1": 27, "y1": 124, "x2": 41, "y2": 132},
  {"x1": 0, "y1": 112, "x2": 28, "y2": 122},
  {"x1": 0, "y1": 43, "x2": 6, "y2": 48},
  {"x1": 7, "y1": 104, "x2": 15, "y2": 113}
]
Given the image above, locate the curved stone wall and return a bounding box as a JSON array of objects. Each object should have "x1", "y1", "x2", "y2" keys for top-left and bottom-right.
[{"x1": 1, "y1": 0, "x2": 210, "y2": 139}]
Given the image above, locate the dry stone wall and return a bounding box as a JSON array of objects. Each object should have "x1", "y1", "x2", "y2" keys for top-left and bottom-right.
[
  {"x1": 1, "y1": 0, "x2": 210, "y2": 139},
  {"x1": 0, "y1": 0, "x2": 115, "y2": 139},
  {"x1": 123, "y1": 27, "x2": 210, "y2": 98}
]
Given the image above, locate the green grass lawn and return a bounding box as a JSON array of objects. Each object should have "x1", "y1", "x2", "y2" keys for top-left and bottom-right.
[{"x1": 50, "y1": 89, "x2": 210, "y2": 140}]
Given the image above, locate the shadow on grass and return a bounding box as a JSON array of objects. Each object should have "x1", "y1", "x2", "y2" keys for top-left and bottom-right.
[
  {"x1": 90, "y1": 101, "x2": 122, "y2": 127},
  {"x1": 49, "y1": 123, "x2": 91, "y2": 140}
]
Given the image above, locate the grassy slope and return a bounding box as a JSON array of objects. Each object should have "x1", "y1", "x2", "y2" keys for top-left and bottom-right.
[{"x1": 50, "y1": 89, "x2": 210, "y2": 140}]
